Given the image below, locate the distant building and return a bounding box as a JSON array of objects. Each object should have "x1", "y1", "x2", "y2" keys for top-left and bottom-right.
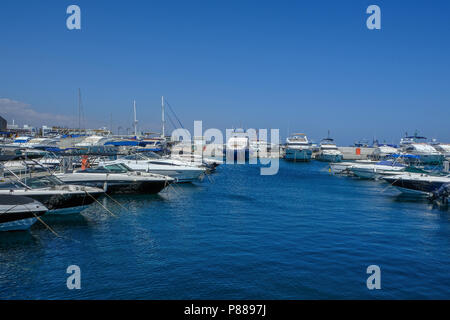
[
  {"x1": 0, "y1": 116, "x2": 6, "y2": 131},
  {"x1": 6, "y1": 119, "x2": 18, "y2": 130}
]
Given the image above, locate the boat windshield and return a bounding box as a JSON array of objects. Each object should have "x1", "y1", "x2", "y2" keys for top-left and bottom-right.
[
  {"x1": 79, "y1": 163, "x2": 130, "y2": 174},
  {"x1": 0, "y1": 175, "x2": 65, "y2": 189},
  {"x1": 121, "y1": 154, "x2": 149, "y2": 161},
  {"x1": 25, "y1": 175, "x2": 64, "y2": 188},
  {"x1": 104, "y1": 163, "x2": 130, "y2": 173},
  {"x1": 142, "y1": 151, "x2": 162, "y2": 159}
]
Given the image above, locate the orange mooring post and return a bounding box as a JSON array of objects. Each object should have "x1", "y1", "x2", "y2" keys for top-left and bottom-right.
[
  {"x1": 356, "y1": 147, "x2": 361, "y2": 155},
  {"x1": 81, "y1": 155, "x2": 89, "y2": 170}
]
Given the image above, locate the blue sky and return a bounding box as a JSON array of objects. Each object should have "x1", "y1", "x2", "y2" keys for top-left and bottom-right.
[{"x1": 0, "y1": 0, "x2": 449, "y2": 145}]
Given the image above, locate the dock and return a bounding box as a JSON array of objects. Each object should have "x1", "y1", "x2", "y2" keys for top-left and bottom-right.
[{"x1": 337, "y1": 147, "x2": 374, "y2": 160}]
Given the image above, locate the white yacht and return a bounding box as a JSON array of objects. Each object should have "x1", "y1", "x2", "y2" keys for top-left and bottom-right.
[
  {"x1": 20, "y1": 138, "x2": 59, "y2": 149},
  {"x1": 316, "y1": 133, "x2": 343, "y2": 162},
  {"x1": 402, "y1": 143, "x2": 444, "y2": 165},
  {"x1": 75, "y1": 135, "x2": 112, "y2": 147},
  {"x1": 349, "y1": 160, "x2": 406, "y2": 179},
  {"x1": 371, "y1": 145, "x2": 398, "y2": 160},
  {"x1": 226, "y1": 129, "x2": 250, "y2": 161},
  {"x1": 170, "y1": 153, "x2": 223, "y2": 169},
  {"x1": 431, "y1": 142, "x2": 450, "y2": 160},
  {"x1": 101, "y1": 154, "x2": 206, "y2": 183},
  {"x1": 399, "y1": 132, "x2": 444, "y2": 165},
  {"x1": 329, "y1": 160, "x2": 375, "y2": 175},
  {"x1": 284, "y1": 133, "x2": 312, "y2": 162}
]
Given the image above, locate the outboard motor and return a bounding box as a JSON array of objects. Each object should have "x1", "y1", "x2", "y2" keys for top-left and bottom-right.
[{"x1": 429, "y1": 183, "x2": 450, "y2": 204}]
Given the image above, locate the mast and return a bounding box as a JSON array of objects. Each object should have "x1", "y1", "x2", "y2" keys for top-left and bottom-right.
[
  {"x1": 133, "y1": 100, "x2": 138, "y2": 137},
  {"x1": 161, "y1": 96, "x2": 165, "y2": 139},
  {"x1": 78, "y1": 88, "x2": 81, "y2": 134}
]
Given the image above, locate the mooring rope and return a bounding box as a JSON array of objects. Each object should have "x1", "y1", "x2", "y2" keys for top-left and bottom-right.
[
  {"x1": 84, "y1": 191, "x2": 117, "y2": 217},
  {"x1": 102, "y1": 191, "x2": 129, "y2": 212}
]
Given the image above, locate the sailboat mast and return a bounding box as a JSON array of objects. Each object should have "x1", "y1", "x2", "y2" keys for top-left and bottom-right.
[
  {"x1": 133, "y1": 100, "x2": 138, "y2": 137},
  {"x1": 78, "y1": 88, "x2": 81, "y2": 134},
  {"x1": 161, "y1": 96, "x2": 165, "y2": 139}
]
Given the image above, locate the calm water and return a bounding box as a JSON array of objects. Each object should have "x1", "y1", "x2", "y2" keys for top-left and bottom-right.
[{"x1": 0, "y1": 161, "x2": 449, "y2": 299}]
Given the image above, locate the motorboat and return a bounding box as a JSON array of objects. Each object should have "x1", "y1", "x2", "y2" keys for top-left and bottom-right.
[
  {"x1": 349, "y1": 160, "x2": 406, "y2": 179},
  {"x1": 56, "y1": 163, "x2": 174, "y2": 194},
  {"x1": 316, "y1": 133, "x2": 343, "y2": 162},
  {"x1": 100, "y1": 153, "x2": 206, "y2": 183},
  {"x1": 383, "y1": 172, "x2": 450, "y2": 195},
  {"x1": 9, "y1": 136, "x2": 33, "y2": 146},
  {"x1": 226, "y1": 129, "x2": 250, "y2": 162},
  {"x1": 329, "y1": 160, "x2": 375, "y2": 175},
  {"x1": 0, "y1": 195, "x2": 48, "y2": 231},
  {"x1": 139, "y1": 151, "x2": 211, "y2": 169},
  {"x1": 75, "y1": 135, "x2": 112, "y2": 147},
  {"x1": 401, "y1": 143, "x2": 444, "y2": 165},
  {"x1": 398, "y1": 132, "x2": 444, "y2": 165},
  {"x1": 0, "y1": 174, "x2": 104, "y2": 214},
  {"x1": 20, "y1": 138, "x2": 59, "y2": 149},
  {"x1": 283, "y1": 133, "x2": 312, "y2": 162},
  {"x1": 170, "y1": 153, "x2": 223, "y2": 170},
  {"x1": 431, "y1": 142, "x2": 450, "y2": 160},
  {"x1": 370, "y1": 145, "x2": 398, "y2": 160}
]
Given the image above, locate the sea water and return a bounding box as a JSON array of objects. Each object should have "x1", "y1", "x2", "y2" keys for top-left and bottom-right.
[{"x1": 0, "y1": 161, "x2": 449, "y2": 299}]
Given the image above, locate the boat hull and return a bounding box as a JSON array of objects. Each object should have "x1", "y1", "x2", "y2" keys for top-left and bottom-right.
[
  {"x1": 385, "y1": 178, "x2": 446, "y2": 194},
  {"x1": 404, "y1": 154, "x2": 444, "y2": 165},
  {"x1": 316, "y1": 153, "x2": 343, "y2": 163},
  {"x1": 0, "y1": 217, "x2": 38, "y2": 231},
  {"x1": 0, "y1": 195, "x2": 47, "y2": 231},
  {"x1": 0, "y1": 191, "x2": 102, "y2": 214},
  {"x1": 284, "y1": 149, "x2": 312, "y2": 162},
  {"x1": 225, "y1": 148, "x2": 250, "y2": 163},
  {"x1": 351, "y1": 168, "x2": 405, "y2": 180},
  {"x1": 58, "y1": 179, "x2": 169, "y2": 194}
]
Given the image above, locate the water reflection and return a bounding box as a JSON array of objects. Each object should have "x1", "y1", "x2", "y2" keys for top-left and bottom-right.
[{"x1": 0, "y1": 232, "x2": 39, "y2": 250}]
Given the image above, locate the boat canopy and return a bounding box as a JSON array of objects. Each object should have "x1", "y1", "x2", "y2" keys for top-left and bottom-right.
[
  {"x1": 390, "y1": 154, "x2": 420, "y2": 159},
  {"x1": 375, "y1": 160, "x2": 405, "y2": 167}
]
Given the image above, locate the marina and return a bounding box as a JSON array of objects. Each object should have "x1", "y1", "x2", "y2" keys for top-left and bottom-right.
[
  {"x1": 1, "y1": 0, "x2": 449, "y2": 304},
  {"x1": 0, "y1": 122, "x2": 449, "y2": 300}
]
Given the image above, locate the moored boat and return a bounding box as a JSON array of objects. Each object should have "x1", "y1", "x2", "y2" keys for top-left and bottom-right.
[
  {"x1": 56, "y1": 163, "x2": 174, "y2": 194},
  {"x1": 349, "y1": 160, "x2": 406, "y2": 180},
  {"x1": 383, "y1": 172, "x2": 450, "y2": 195},
  {"x1": 283, "y1": 133, "x2": 312, "y2": 162},
  {"x1": 316, "y1": 132, "x2": 343, "y2": 163},
  {"x1": 0, "y1": 195, "x2": 48, "y2": 231},
  {"x1": 101, "y1": 153, "x2": 206, "y2": 183},
  {"x1": 0, "y1": 175, "x2": 104, "y2": 214}
]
